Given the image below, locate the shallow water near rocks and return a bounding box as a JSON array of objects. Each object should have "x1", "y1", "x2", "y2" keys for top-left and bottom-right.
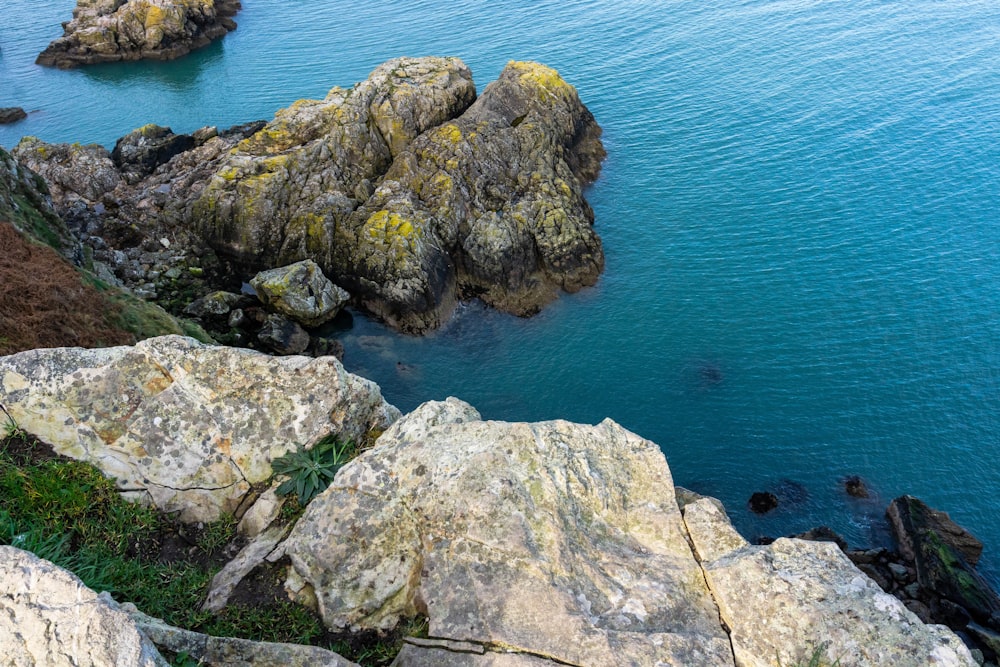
[{"x1": 2, "y1": 1, "x2": 999, "y2": 583}]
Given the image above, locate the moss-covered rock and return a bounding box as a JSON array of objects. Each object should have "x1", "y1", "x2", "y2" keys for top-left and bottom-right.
[
  {"x1": 36, "y1": 0, "x2": 241, "y2": 68},
  {"x1": 0, "y1": 146, "x2": 78, "y2": 260}
]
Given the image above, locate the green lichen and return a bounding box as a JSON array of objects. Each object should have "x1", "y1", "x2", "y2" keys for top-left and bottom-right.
[{"x1": 509, "y1": 61, "x2": 574, "y2": 102}]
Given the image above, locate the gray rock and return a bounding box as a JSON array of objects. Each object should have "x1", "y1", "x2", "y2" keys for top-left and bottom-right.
[
  {"x1": 183, "y1": 290, "x2": 242, "y2": 318},
  {"x1": 257, "y1": 313, "x2": 310, "y2": 355},
  {"x1": 36, "y1": 0, "x2": 241, "y2": 68},
  {"x1": 202, "y1": 523, "x2": 290, "y2": 613},
  {"x1": 13, "y1": 136, "x2": 121, "y2": 204},
  {"x1": 682, "y1": 498, "x2": 976, "y2": 667},
  {"x1": 0, "y1": 146, "x2": 79, "y2": 260},
  {"x1": 0, "y1": 107, "x2": 27, "y2": 124},
  {"x1": 283, "y1": 400, "x2": 733, "y2": 666},
  {"x1": 112, "y1": 123, "x2": 196, "y2": 183},
  {"x1": 126, "y1": 604, "x2": 358, "y2": 666},
  {"x1": 0, "y1": 335, "x2": 400, "y2": 521},
  {"x1": 0, "y1": 546, "x2": 168, "y2": 666},
  {"x1": 887, "y1": 495, "x2": 1000, "y2": 623},
  {"x1": 250, "y1": 259, "x2": 349, "y2": 327}
]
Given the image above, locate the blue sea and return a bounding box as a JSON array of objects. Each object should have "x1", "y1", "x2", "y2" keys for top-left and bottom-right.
[{"x1": 3, "y1": 1, "x2": 999, "y2": 582}]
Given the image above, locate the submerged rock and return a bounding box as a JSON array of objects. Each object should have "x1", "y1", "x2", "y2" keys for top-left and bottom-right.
[
  {"x1": 36, "y1": 0, "x2": 241, "y2": 68},
  {"x1": 0, "y1": 546, "x2": 167, "y2": 666},
  {"x1": 748, "y1": 491, "x2": 778, "y2": 514},
  {"x1": 0, "y1": 335, "x2": 400, "y2": 521}
]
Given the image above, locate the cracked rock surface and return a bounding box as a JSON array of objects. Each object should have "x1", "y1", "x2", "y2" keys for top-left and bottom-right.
[
  {"x1": 0, "y1": 335, "x2": 400, "y2": 521},
  {"x1": 283, "y1": 398, "x2": 734, "y2": 666}
]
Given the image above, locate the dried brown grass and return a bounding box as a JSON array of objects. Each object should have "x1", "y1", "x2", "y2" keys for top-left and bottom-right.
[{"x1": 0, "y1": 222, "x2": 134, "y2": 355}]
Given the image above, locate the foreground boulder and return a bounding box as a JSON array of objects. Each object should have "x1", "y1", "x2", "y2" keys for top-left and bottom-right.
[
  {"x1": 283, "y1": 399, "x2": 734, "y2": 666},
  {"x1": 0, "y1": 546, "x2": 167, "y2": 666},
  {"x1": 0, "y1": 335, "x2": 400, "y2": 521},
  {"x1": 37, "y1": 0, "x2": 241, "y2": 68},
  {"x1": 682, "y1": 499, "x2": 975, "y2": 667}
]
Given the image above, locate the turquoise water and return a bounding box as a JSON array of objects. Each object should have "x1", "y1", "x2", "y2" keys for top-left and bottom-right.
[{"x1": 3, "y1": 1, "x2": 999, "y2": 581}]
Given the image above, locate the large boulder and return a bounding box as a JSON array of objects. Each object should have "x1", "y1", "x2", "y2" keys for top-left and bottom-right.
[
  {"x1": 191, "y1": 57, "x2": 477, "y2": 280},
  {"x1": 0, "y1": 546, "x2": 168, "y2": 666},
  {"x1": 682, "y1": 498, "x2": 976, "y2": 667},
  {"x1": 342, "y1": 61, "x2": 605, "y2": 330},
  {"x1": 250, "y1": 259, "x2": 350, "y2": 327},
  {"x1": 283, "y1": 399, "x2": 734, "y2": 666},
  {"x1": 36, "y1": 0, "x2": 241, "y2": 68},
  {"x1": 0, "y1": 335, "x2": 400, "y2": 521}
]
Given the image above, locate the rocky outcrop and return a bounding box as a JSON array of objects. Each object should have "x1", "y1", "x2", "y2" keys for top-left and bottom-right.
[
  {"x1": 249, "y1": 260, "x2": 350, "y2": 328},
  {"x1": 16, "y1": 57, "x2": 605, "y2": 333},
  {"x1": 0, "y1": 145, "x2": 77, "y2": 259},
  {"x1": 887, "y1": 495, "x2": 1000, "y2": 634},
  {"x1": 0, "y1": 546, "x2": 168, "y2": 666},
  {"x1": 0, "y1": 335, "x2": 400, "y2": 521},
  {"x1": 0, "y1": 107, "x2": 27, "y2": 124},
  {"x1": 282, "y1": 399, "x2": 733, "y2": 665},
  {"x1": 683, "y1": 499, "x2": 975, "y2": 667},
  {"x1": 36, "y1": 0, "x2": 241, "y2": 68}
]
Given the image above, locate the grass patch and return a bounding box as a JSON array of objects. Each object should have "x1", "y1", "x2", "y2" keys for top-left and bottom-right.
[{"x1": 0, "y1": 428, "x2": 422, "y2": 665}]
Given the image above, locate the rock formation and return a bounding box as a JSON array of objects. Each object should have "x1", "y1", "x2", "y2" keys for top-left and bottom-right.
[
  {"x1": 0, "y1": 107, "x2": 27, "y2": 124},
  {"x1": 14, "y1": 56, "x2": 605, "y2": 333},
  {"x1": 0, "y1": 335, "x2": 400, "y2": 521},
  {"x1": 36, "y1": 0, "x2": 241, "y2": 68},
  {"x1": 0, "y1": 546, "x2": 168, "y2": 666}
]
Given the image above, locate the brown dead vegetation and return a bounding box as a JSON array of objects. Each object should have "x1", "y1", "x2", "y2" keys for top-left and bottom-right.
[{"x1": 0, "y1": 222, "x2": 134, "y2": 355}]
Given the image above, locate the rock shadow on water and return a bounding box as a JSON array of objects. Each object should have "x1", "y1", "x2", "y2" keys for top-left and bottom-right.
[{"x1": 680, "y1": 357, "x2": 726, "y2": 393}]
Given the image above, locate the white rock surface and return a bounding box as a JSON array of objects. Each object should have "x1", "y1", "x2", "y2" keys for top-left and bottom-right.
[
  {"x1": 682, "y1": 498, "x2": 977, "y2": 667},
  {"x1": 0, "y1": 546, "x2": 167, "y2": 667},
  {"x1": 0, "y1": 335, "x2": 400, "y2": 521}
]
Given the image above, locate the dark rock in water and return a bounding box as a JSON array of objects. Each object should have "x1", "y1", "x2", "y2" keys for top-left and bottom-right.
[
  {"x1": 257, "y1": 314, "x2": 309, "y2": 355},
  {"x1": 888, "y1": 495, "x2": 983, "y2": 567},
  {"x1": 887, "y1": 495, "x2": 1000, "y2": 625},
  {"x1": 698, "y1": 361, "x2": 723, "y2": 387},
  {"x1": 748, "y1": 492, "x2": 778, "y2": 514},
  {"x1": 0, "y1": 107, "x2": 27, "y2": 124},
  {"x1": 792, "y1": 526, "x2": 848, "y2": 552},
  {"x1": 112, "y1": 124, "x2": 195, "y2": 183},
  {"x1": 773, "y1": 479, "x2": 810, "y2": 506},
  {"x1": 36, "y1": 0, "x2": 242, "y2": 69},
  {"x1": 844, "y1": 475, "x2": 870, "y2": 498}
]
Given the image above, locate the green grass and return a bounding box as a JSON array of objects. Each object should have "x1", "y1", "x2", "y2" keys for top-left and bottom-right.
[{"x1": 0, "y1": 430, "x2": 422, "y2": 666}]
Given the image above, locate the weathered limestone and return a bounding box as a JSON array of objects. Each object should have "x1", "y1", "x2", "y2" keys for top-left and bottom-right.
[
  {"x1": 13, "y1": 136, "x2": 121, "y2": 205},
  {"x1": 250, "y1": 259, "x2": 350, "y2": 327},
  {"x1": 0, "y1": 335, "x2": 400, "y2": 521},
  {"x1": 0, "y1": 145, "x2": 78, "y2": 260},
  {"x1": 0, "y1": 546, "x2": 168, "y2": 667},
  {"x1": 112, "y1": 123, "x2": 196, "y2": 184},
  {"x1": 682, "y1": 498, "x2": 976, "y2": 667},
  {"x1": 283, "y1": 399, "x2": 735, "y2": 666},
  {"x1": 37, "y1": 0, "x2": 241, "y2": 68},
  {"x1": 126, "y1": 604, "x2": 358, "y2": 666}
]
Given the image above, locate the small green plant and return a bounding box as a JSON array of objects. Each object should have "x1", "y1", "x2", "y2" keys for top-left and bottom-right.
[
  {"x1": 779, "y1": 644, "x2": 841, "y2": 667},
  {"x1": 271, "y1": 436, "x2": 356, "y2": 505},
  {"x1": 0, "y1": 404, "x2": 25, "y2": 440}
]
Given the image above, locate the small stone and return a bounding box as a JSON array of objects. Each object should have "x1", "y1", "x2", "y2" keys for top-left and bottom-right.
[
  {"x1": 905, "y1": 582, "x2": 921, "y2": 599},
  {"x1": 159, "y1": 238, "x2": 170, "y2": 249},
  {"x1": 748, "y1": 491, "x2": 778, "y2": 514}
]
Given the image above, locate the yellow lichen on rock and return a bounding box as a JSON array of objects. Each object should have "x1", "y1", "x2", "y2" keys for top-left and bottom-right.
[{"x1": 508, "y1": 61, "x2": 575, "y2": 103}]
